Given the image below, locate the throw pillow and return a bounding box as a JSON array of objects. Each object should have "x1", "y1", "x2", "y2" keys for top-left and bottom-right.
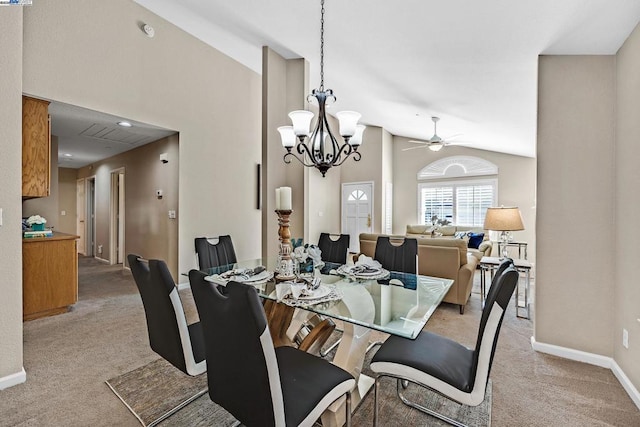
[
  {"x1": 468, "y1": 232, "x2": 485, "y2": 249},
  {"x1": 454, "y1": 231, "x2": 467, "y2": 239}
]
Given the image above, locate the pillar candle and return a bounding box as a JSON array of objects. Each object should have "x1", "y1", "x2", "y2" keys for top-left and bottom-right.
[
  {"x1": 275, "y1": 187, "x2": 281, "y2": 210},
  {"x1": 280, "y1": 187, "x2": 292, "y2": 210}
]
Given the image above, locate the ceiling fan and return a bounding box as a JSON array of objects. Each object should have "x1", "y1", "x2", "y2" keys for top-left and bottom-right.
[{"x1": 403, "y1": 116, "x2": 468, "y2": 152}]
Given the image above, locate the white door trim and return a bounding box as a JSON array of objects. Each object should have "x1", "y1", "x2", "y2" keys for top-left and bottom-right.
[
  {"x1": 341, "y1": 181, "x2": 374, "y2": 252},
  {"x1": 109, "y1": 168, "x2": 125, "y2": 265}
]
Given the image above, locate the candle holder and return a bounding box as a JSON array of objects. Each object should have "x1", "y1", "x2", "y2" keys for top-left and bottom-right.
[{"x1": 275, "y1": 209, "x2": 295, "y2": 280}]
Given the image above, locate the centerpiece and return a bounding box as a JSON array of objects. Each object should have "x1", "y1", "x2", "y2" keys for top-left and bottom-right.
[{"x1": 291, "y1": 243, "x2": 323, "y2": 280}]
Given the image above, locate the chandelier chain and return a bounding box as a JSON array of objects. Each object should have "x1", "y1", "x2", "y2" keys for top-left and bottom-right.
[{"x1": 320, "y1": 0, "x2": 325, "y2": 90}]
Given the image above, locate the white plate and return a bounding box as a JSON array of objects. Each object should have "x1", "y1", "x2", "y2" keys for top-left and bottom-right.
[
  {"x1": 240, "y1": 270, "x2": 273, "y2": 283},
  {"x1": 297, "y1": 285, "x2": 332, "y2": 300},
  {"x1": 339, "y1": 265, "x2": 382, "y2": 276}
]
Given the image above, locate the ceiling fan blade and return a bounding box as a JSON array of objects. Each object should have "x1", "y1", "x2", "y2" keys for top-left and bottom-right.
[
  {"x1": 402, "y1": 145, "x2": 429, "y2": 151},
  {"x1": 408, "y1": 140, "x2": 428, "y2": 144},
  {"x1": 445, "y1": 140, "x2": 474, "y2": 146},
  {"x1": 443, "y1": 133, "x2": 463, "y2": 141}
]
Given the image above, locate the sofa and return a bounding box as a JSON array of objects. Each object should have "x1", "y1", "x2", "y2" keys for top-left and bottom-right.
[
  {"x1": 405, "y1": 224, "x2": 493, "y2": 261},
  {"x1": 359, "y1": 233, "x2": 478, "y2": 314}
]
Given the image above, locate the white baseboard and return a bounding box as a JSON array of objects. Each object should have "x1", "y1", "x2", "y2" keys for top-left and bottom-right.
[
  {"x1": 0, "y1": 368, "x2": 26, "y2": 390},
  {"x1": 177, "y1": 282, "x2": 190, "y2": 291},
  {"x1": 531, "y1": 337, "x2": 640, "y2": 410},
  {"x1": 94, "y1": 256, "x2": 110, "y2": 264},
  {"x1": 611, "y1": 359, "x2": 640, "y2": 410}
]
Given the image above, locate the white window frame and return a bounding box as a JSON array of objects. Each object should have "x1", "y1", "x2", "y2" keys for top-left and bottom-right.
[{"x1": 417, "y1": 177, "x2": 498, "y2": 227}]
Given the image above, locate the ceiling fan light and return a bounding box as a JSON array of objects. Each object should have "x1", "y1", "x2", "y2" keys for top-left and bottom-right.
[{"x1": 428, "y1": 142, "x2": 444, "y2": 152}]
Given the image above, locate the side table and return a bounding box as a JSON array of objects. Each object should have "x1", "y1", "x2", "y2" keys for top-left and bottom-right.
[
  {"x1": 479, "y1": 256, "x2": 532, "y2": 319},
  {"x1": 496, "y1": 241, "x2": 528, "y2": 260}
]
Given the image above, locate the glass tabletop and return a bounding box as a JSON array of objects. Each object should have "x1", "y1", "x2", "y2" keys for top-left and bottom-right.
[{"x1": 193, "y1": 258, "x2": 453, "y2": 340}]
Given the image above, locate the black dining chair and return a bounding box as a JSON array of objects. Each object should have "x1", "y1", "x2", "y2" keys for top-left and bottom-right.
[
  {"x1": 127, "y1": 255, "x2": 207, "y2": 422},
  {"x1": 370, "y1": 259, "x2": 518, "y2": 427},
  {"x1": 194, "y1": 235, "x2": 237, "y2": 271},
  {"x1": 317, "y1": 232, "x2": 350, "y2": 264},
  {"x1": 374, "y1": 236, "x2": 418, "y2": 274},
  {"x1": 188, "y1": 270, "x2": 356, "y2": 427}
]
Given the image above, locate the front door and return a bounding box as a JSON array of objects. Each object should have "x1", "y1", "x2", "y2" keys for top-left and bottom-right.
[{"x1": 341, "y1": 182, "x2": 373, "y2": 253}]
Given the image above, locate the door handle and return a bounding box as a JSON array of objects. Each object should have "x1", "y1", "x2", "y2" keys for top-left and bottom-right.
[{"x1": 367, "y1": 214, "x2": 371, "y2": 228}]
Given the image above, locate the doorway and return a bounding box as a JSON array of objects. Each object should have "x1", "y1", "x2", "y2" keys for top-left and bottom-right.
[
  {"x1": 76, "y1": 177, "x2": 96, "y2": 256},
  {"x1": 110, "y1": 169, "x2": 125, "y2": 265},
  {"x1": 341, "y1": 181, "x2": 374, "y2": 252}
]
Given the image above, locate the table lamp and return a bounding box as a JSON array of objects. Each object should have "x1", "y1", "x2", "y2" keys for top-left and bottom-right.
[{"x1": 483, "y1": 206, "x2": 524, "y2": 258}]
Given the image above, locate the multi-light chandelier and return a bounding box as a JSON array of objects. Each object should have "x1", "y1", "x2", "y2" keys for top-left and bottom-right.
[{"x1": 277, "y1": 0, "x2": 365, "y2": 177}]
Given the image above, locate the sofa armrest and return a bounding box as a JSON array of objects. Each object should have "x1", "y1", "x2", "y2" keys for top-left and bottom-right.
[{"x1": 478, "y1": 241, "x2": 493, "y2": 257}]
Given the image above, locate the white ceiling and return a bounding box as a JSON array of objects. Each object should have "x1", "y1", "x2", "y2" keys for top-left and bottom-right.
[
  {"x1": 50, "y1": 101, "x2": 176, "y2": 168},
  {"x1": 134, "y1": 0, "x2": 640, "y2": 158}
]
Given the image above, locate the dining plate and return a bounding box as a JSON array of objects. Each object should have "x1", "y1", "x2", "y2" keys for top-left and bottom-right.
[{"x1": 297, "y1": 284, "x2": 332, "y2": 300}]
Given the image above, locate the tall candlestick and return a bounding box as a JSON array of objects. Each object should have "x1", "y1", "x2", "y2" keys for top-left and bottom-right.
[
  {"x1": 275, "y1": 209, "x2": 295, "y2": 280},
  {"x1": 275, "y1": 187, "x2": 282, "y2": 210},
  {"x1": 280, "y1": 187, "x2": 292, "y2": 210}
]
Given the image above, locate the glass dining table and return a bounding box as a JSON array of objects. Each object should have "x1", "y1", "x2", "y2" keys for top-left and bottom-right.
[{"x1": 194, "y1": 258, "x2": 453, "y2": 427}]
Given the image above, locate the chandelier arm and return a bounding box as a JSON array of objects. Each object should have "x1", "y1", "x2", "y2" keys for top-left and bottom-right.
[
  {"x1": 284, "y1": 150, "x2": 315, "y2": 168},
  {"x1": 332, "y1": 144, "x2": 358, "y2": 166},
  {"x1": 295, "y1": 138, "x2": 323, "y2": 166}
]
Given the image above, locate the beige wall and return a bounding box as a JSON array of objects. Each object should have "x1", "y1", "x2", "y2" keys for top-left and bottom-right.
[
  {"x1": 22, "y1": 136, "x2": 59, "y2": 228},
  {"x1": 615, "y1": 24, "x2": 640, "y2": 388},
  {"x1": 77, "y1": 136, "x2": 180, "y2": 278},
  {"x1": 261, "y1": 48, "x2": 306, "y2": 257},
  {"x1": 0, "y1": 7, "x2": 24, "y2": 386},
  {"x1": 22, "y1": 0, "x2": 262, "y2": 278},
  {"x1": 537, "y1": 56, "x2": 615, "y2": 356},
  {"x1": 57, "y1": 168, "x2": 77, "y2": 235},
  {"x1": 393, "y1": 139, "x2": 537, "y2": 264}
]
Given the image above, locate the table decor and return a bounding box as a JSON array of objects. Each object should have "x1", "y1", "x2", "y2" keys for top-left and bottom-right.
[
  {"x1": 275, "y1": 281, "x2": 343, "y2": 308},
  {"x1": 206, "y1": 267, "x2": 273, "y2": 286},
  {"x1": 291, "y1": 243, "x2": 324, "y2": 279},
  {"x1": 337, "y1": 255, "x2": 390, "y2": 280},
  {"x1": 26, "y1": 214, "x2": 47, "y2": 231}
]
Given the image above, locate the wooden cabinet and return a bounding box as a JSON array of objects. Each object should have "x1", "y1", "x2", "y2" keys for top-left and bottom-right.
[
  {"x1": 23, "y1": 232, "x2": 79, "y2": 321},
  {"x1": 22, "y1": 95, "x2": 51, "y2": 198}
]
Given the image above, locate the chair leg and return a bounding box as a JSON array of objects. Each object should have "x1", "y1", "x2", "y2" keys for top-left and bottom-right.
[
  {"x1": 345, "y1": 391, "x2": 352, "y2": 427},
  {"x1": 373, "y1": 377, "x2": 380, "y2": 427},
  {"x1": 366, "y1": 340, "x2": 384, "y2": 354},
  {"x1": 395, "y1": 379, "x2": 468, "y2": 427},
  {"x1": 459, "y1": 304, "x2": 465, "y2": 315}
]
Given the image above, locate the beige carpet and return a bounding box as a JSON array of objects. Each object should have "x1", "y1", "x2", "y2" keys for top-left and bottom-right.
[
  {"x1": 106, "y1": 352, "x2": 491, "y2": 427},
  {"x1": 1, "y1": 257, "x2": 639, "y2": 426}
]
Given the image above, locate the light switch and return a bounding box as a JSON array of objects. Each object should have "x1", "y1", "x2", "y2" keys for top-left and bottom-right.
[
  {"x1": 168, "y1": 210, "x2": 176, "y2": 219},
  {"x1": 61, "y1": 210, "x2": 66, "y2": 216},
  {"x1": 0, "y1": 208, "x2": 2, "y2": 226}
]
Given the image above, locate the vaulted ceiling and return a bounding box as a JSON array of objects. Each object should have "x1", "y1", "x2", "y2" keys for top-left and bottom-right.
[{"x1": 134, "y1": 0, "x2": 640, "y2": 158}]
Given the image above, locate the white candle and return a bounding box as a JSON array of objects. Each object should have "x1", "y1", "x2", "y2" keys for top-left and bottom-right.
[
  {"x1": 280, "y1": 187, "x2": 292, "y2": 210},
  {"x1": 275, "y1": 187, "x2": 281, "y2": 210}
]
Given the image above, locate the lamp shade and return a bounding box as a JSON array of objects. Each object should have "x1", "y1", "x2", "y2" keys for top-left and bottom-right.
[
  {"x1": 277, "y1": 126, "x2": 296, "y2": 149},
  {"x1": 336, "y1": 111, "x2": 361, "y2": 137},
  {"x1": 288, "y1": 110, "x2": 314, "y2": 137},
  {"x1": 349, "y1": 124, "x2": 366, "y2": 147},
  {"x1": 483, "y1": 206, "x2": 524, "y2": 231}
]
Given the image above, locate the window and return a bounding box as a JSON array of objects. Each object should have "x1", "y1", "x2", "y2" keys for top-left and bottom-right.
[
  {"x1": 416, "y1": 156, "x2": 498, "y2": 227},
  {"x1": 418, "y1": 180, "x2": 496, "y2": 227}
]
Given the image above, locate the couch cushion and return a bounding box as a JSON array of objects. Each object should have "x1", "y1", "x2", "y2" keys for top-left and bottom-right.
[
  {"x1": 406, "y1": 225, "x2": 430, "y2": 235},
  {"x1": 416, "y1": 237, "x2": 468, "y2": 266},
  {"x1": 439, "y1": 225, "x2": 456, "y2": 236}
]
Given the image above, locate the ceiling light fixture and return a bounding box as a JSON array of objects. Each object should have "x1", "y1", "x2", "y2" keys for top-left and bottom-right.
[
  {"x1": 117, "y1": 121, "x2": 132, "y2": 127},
  {"x1": 63, "y1": 153, "x2": 73, "y2": 157},
  {"x1": 277, "y1": 0, "x2": 365, "y2": 177}
]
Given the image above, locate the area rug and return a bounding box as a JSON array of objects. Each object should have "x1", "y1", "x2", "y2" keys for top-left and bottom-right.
[
  {"x1": 106, "y1": 352, "x2": 491, "y2": 426},
  {"x1": 105, "y1": 358, "x2": 236, "y2": 426}
]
